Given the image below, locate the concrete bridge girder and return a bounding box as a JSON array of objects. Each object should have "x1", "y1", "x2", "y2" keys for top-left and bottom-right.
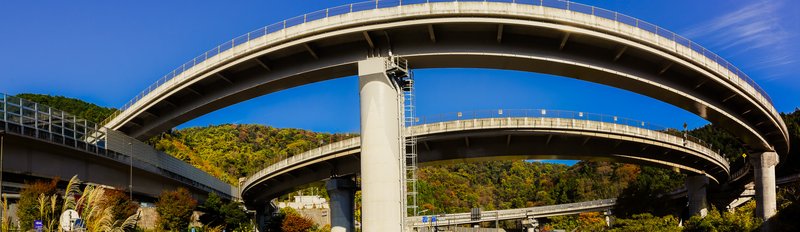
[
  {"x1": 99, "y1": 2, "x2": 790, "y2": 228},
  {"x1": 242, "y1": 117, "x2": 730, "y2": 205},
  {"x1": 1, "y1": 134, "x2": 210, "y2": 200},
  {"x1": 106, "y1": 3, "x2": 786, "y2": 158}
]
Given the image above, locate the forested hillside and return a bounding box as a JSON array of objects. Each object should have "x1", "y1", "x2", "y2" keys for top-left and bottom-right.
[
  {"x1": 16, "y1": 93, "x2": 800, "y2": 217},
  {"x1": 15, "y1": 93, "x2": 116, "y2": 123},
  {"x1": 416, "y1": 161, "x2": 684, "y2": 214},
  {"x1": 149, "y1": 124, "x2": 356, "y2": 184}
]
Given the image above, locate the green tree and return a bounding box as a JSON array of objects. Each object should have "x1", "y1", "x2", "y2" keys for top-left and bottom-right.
[
  {"x1": 156, "y1": 188, "x2": 197, "y2": 231},
  {"x1": 15, "y1": 93, "x2": 116, "y2": 123},
  {"x1": 199, "y1": 192, "x2": 224, "y2": 227},
  {"x1": 151, "y1": 124, "x2": 356, "y2": 185},
  {"x1": 683, "y1": 201, "x2": 761, "y2": 232},
  {"x1": 543, "y1": 212, "x2": 606, "y2": 231},
  {"x1": 200, "y1": 192, "x2": 250, "y2": 231},
  {"x1": 769, "y1": 181, "x2": 800, "y2": 231},
  {"x1": 614, "y1": 166, "x2": 685, "y2": 217},
  {"x1": 220, "y1": 201, "x2": 250, "y2": 231},
  {"x1": 17, "y1": 179, "x2": 59, "y2": 230},
  {"x1": 608, "y1": 213, "x2": 681, "y2": 232}
]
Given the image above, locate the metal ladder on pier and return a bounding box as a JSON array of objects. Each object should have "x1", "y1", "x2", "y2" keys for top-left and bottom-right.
[{"x1": 385, "y1": 56, "x2": 419, "y2": 218}]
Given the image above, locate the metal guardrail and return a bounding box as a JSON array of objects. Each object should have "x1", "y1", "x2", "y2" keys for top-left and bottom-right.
[
  {"x1": 416, "y1": 109, "x2": 720, "y2": 152},
  {"x1": 242, "y1": 109, "x2": 729, "y2": 192},
  {"x1": 407, "y1": 198, "x2": 616, "y2": 227},
  {"x1": 0, "y1": 93, "x2": 237, "y2": 199},
  {"x1": 102, "y1": 0, "x2": 776, "y2": 130}
]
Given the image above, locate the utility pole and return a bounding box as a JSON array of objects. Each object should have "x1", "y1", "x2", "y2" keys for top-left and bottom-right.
[
  {"x1": 0, "y1": 130, "x2": 4, "y2": 198},
  {"x1": 128, "y1": 141, "x2": 133, "y2": 199}
]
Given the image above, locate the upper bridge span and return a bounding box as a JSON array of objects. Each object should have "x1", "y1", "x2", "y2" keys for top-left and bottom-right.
[{"x1": 102, "y1": 0, "x2": 787, "y2": 157}]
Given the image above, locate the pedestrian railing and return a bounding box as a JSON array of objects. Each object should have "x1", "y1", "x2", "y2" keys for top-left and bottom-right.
[
  {"x1": 101, "y1": 0, "x2": 777, "y2": 133},
  {"x1": 243, "y1": 109, "x2": 729, "y2": 192}
]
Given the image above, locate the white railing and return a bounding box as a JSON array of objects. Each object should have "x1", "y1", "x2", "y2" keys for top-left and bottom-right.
[
  {"x1": 103, "y1": 0, "x2": 778, "y2": 132},
  {"x1": 0, "y1": 93, "x2": 237, "y2": 199},
  {"x1": 242, "y1": 109, "x2": 729, "y2": 192},
  {"x1": 243, "y1": 137, "x2": 362, "y2": 190},
  {"x1": 407, "y1": 198, "x2": 616, "y2": 227}
]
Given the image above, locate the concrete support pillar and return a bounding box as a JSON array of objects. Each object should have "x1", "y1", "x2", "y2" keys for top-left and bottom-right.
[
  {"x1": 686, "y1": 174, "x2": 709, "y2": 217},
  {"x1": 255, "y1": 206, "x2": 265, "y2": 232},
  {"x1": 326, "y1": 177, "x2": 356, "y2": 232},
  {"x1": 254, "y1": 203, "x2": 277, "y2": 232},
  {"x1": 751, "y1": 152, "x2": 778, "y2": 227},
  {"x1": 358, "y1": 58, "x2": 403, "y2": 231}
]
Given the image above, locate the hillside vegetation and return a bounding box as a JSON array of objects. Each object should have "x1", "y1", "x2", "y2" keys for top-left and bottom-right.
[
  {"x1": 15, "y1": 93, "x2": 116, "y2": 123},
  {"x1": 16, "y1": 93, "x2": 800, "y2": 217},
  {"x1": 149, "y1": 124, "x2": 355, "y2": 184}
]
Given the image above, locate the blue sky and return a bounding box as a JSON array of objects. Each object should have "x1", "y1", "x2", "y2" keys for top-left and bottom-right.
[{"x1": 1, "y1": 1, "x2": 798, "y2": 148}]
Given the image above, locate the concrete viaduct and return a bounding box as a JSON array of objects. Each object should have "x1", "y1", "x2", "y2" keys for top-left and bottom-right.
[
  {"x1": 240, "y1": 114, "x2": 729, "y2": 230},
  {"x1": 0, "y1": 94, "x2": 237, "y2": 200},
  {"x1": 90, "y1": 0, "x2": 787, "y2": 231},
  {"x1": 409, "y1": 198, "x2": 617, "y2": 230}
]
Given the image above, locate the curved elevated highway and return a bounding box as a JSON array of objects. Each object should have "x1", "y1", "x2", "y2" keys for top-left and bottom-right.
[
  {"x1": 103, "y1": 0, "x2": 786, "y2": 156},
  {"x1": 241, "y1": 112, "x2": 727, "y2": 205},
  {"x1": 100, "y1": 0, "x2": 787, "y2": 230}
]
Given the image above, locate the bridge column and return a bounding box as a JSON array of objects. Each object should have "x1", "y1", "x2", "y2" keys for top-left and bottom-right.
[
  {"x1": 686, "y1": 174, "x2": 709, "y2": 217},
  {"x1": 751, "y1": 152, "x2": 778, "y2": 224},
  {"x1": 326, "y1": 177, "x2": 356, "y2": 232},
  {"x1": 358, "y1": 57, "x2": 403, "y2": 231},
  {"x1": 254, "y1": 203, "x2": 277, "y2": 232}
]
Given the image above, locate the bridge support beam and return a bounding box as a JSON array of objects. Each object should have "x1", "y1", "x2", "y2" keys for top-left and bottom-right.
[
  {"x1": 255, "y1": 203, "x2": 278, "y2": 232},
  {"x1": 358, "y1": 57, "x2": 403, "y2": 231},
  {"x1": 327, "y1": 177, "x2": 356, "y2": 232},
  {"x1": 686, "y1": 174, "x2": 709, "y2": 217},
  {"x1": 751, "y1": 151, "x2": 778, "y2": 227}
]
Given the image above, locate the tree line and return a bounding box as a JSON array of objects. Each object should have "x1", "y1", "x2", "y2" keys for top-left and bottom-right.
[{"x1": 12, "y1": 93, "x2": 800, "y2": 231}]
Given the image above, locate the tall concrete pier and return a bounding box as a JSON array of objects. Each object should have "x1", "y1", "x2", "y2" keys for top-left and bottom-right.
[
  {"x1": 326, "y1": 177, "x2": 356, "y2": 232},
  {"x1": 752, "y1": 151, "x2": 778, "y2": 230},
  {"x1": 358, "y1": 58, "x2": 403, "y2": 231},
  {"x1": 686, "y1": 175, "x2": 709, "y2": 217}
]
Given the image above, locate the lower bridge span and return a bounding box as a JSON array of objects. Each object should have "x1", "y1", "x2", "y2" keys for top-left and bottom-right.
[{"x1": 242, "y1": 110, "x2": 730, "y2": 207}]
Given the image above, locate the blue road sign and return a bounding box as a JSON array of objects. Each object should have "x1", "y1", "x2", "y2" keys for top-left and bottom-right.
[{"x1": 34, "y1": 220, "x2": 43, "y2": 232}]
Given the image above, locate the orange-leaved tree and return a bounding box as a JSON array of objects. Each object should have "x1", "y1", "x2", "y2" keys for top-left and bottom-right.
[{"x1": 156, "y1": 188, "x2": 197, "y2": 231}]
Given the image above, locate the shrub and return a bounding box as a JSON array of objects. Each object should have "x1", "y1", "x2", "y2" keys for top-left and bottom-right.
[
  {"x1": 156, "y1": 188, "x2": 197, "y2": 231},
  {"x1": 281, "y1": 212, "x2": 314, "y2": 232},
  {"x1": 17, "y1": 179, "x2": 59, "y2": 230}
]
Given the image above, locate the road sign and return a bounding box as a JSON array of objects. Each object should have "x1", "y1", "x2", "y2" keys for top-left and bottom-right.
[{"x1": 34, "y1": 220, "x2": 43, "y2": 232}]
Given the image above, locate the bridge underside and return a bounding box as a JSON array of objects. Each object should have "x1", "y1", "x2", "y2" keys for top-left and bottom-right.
[
  {"x1": 2, "y1": 133, "x2": 212, "y2": 200},
  {"x1": 243, "y1": 128, "x2": 727, "y2": 207},
  {"x1": 115, "y1": 15, "x2": 785, "y2": 156}
]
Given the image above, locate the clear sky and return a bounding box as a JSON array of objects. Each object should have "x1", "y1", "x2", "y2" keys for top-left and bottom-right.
[{"x1": 1, "y1": 1, "x2": 798, "y2": 139}]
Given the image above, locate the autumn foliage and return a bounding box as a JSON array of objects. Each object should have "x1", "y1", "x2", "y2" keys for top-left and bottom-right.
[
  {"x1": 17, "y1": 179, "x2": 59, "y2": 230},
  {"x1": 280, "y1": 212, "x2": 314, "y2": 232},
  {"x1": 156, "y1": 188, "x2": 197, "y2": 231}
]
